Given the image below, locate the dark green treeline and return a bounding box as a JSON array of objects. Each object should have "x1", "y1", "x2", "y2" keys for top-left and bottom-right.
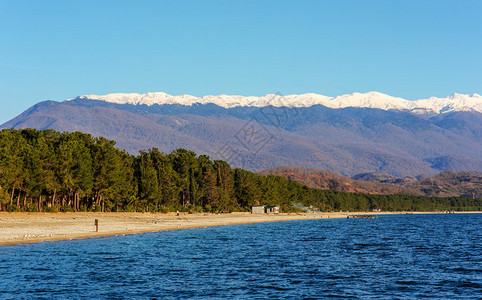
[{"x1": 0, "y1": 129, "x2": 480, "y2": 212}]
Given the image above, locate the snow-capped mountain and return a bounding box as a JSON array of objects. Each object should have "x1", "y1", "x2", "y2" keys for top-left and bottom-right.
[
  {"x1": 4, "y1": 92, "x2": 482, "y2": 176},
  {"x1": 67, "y1": 91, "x2": 482, "y2": 114}
]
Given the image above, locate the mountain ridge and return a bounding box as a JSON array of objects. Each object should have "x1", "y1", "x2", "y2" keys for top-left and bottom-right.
[
  {"x1": 2, "y1": 97, "x2": 482, "y2": 177},
  {"x1": 67, "y1": 91, "x2": 482, "y2": 115}
]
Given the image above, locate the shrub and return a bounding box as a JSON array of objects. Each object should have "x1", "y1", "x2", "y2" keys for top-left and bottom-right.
[
  {"x1": 45, "y1": 206, "x2": 59, "y2": 213},
  {"x1": 59, "y1": 206, "x2": 73, "y2": 212},
  {"x1": 7, "y1": 205, "x2": 19, "y2": 212},
  {"x1": 122, "y1": 205, "x2": 135, "y2": 212},
  {"x1": 25, "y1": 203, "x2": 38, "y2": 212},
  {"x1": 158, "y1": 206, "x2": 170, "y2": 213},
  {"x1": 192, "y1": 206, "x2": 204, "y2": 213}
]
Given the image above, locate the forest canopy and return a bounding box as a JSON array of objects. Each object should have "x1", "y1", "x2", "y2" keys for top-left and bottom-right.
[{"x1": 0, "y1": 129, "x2": 480, "y2": 212}]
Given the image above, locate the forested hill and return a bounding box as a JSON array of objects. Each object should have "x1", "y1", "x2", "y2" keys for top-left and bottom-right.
[
  {"x1": 0, "y1": 129, "x2": 480, "y2": 213},
  {"x1": 259, "y1": 167, "x2": 482, "y2": 198}
]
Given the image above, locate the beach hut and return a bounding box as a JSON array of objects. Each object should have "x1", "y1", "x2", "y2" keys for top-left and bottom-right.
[
  {"x1": 265, "y1": 206, "x2": 280, "y2": 214},
  {"x1": 252, "y1": 206, "x2": 265, "y2": 214}
]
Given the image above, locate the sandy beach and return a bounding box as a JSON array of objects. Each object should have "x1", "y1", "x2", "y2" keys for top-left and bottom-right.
[
  {"x1": 0, "y1": 212, "x2": 362, "y2": 246},
  {"x1": 0, "y1": 211, "x2": 478, "y2": 246}
]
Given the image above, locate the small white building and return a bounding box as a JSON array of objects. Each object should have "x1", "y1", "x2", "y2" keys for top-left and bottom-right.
[
  {"x1": 266, "y1": 206, "x2": 280, "y2": 214},
  {"x1": 252, "y1": 206, "x2": 265, "y2": 214},
  {"x1": 252, "y1": 205, "x2": 280, "y2": 214}
]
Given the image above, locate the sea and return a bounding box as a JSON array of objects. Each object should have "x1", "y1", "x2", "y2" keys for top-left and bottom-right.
[{"x1": 0, "y1": 214, "x2": 480, "y2": 299}]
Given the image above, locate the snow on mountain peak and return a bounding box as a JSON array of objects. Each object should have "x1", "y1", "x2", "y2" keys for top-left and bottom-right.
[{"x1": 66, "y1": 91, "x2": 482, "y2": 114}]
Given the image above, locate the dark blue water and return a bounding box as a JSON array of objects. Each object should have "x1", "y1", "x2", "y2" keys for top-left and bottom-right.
[{"x1": 0, "y1": 214, "x2": 480, "y2": 299}]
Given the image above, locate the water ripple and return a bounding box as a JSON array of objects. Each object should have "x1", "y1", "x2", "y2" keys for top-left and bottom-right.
[{"x1": 0, "y1": 214, "x2": 480, "y2": 299}]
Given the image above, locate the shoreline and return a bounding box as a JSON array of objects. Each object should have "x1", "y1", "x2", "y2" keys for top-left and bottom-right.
[{"x1": 0, "y1": 211, "x2": 480, "y2": 246}]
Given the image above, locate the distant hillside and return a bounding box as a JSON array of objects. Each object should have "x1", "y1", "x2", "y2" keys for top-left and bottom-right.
[
  {"x1": 2, "y1": 94, "x2": 482, "y2": 177},
  {"x1": 259, "y1": 167, "x2": 482, "y2": 198}
]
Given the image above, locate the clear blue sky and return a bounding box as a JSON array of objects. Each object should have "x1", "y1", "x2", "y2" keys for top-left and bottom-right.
[{"x1": 1, "y1": 0, "x2": 481, "y2": 124}]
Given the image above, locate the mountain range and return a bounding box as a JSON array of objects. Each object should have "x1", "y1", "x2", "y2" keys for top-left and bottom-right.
[
  {"x1": 70, "y1": 91, "x2": 482, "y2": 114},
  {"x1": 2, "y1": 91, "x2": 481, "y2": 177}
]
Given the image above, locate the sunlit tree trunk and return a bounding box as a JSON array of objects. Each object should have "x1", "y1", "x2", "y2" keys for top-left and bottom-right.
[
  {"x1": 74, "y1": 192, "x2": 79, "y2": 212},
  {"x1": 10, "y1": 187, "x2": 15, "y2": 206}
]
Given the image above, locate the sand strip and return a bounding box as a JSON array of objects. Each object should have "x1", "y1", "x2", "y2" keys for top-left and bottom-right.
[{"x1": 0, "y1": 211, "x2": 478, "y2": 246}]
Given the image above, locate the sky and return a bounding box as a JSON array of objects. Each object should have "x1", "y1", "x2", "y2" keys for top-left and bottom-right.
[{"x1": 0, "y1": 0, "x2": 481, "y2": 124}]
